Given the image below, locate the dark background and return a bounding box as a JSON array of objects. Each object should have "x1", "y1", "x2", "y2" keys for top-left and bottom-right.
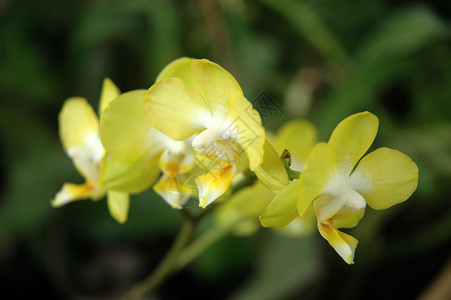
[{"x1": 1, "y1": 0, "x2": 451, "y2": 299}]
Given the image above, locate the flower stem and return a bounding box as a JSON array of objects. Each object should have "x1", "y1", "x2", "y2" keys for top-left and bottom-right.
[
  {"x1": 174, "y1": 224, "x2": 232, "y2": 271},
  {"x1": 125, "y1": 217, "x2": 195, "y2": 299}
]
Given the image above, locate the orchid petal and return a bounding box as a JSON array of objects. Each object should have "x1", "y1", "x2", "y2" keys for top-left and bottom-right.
[
  {"x1": 100, "y1": 90, "x2": 152, "y2": 163},
  {"x1": 154, "y1": 175, "x2": 193, "y2": 209},
  {"x1": 99, "y1": 78, "x2": 120, "y2": 114},
  {"x1": 100, "y1": 153, "x2": 160, "y2": 194},
  {"x1": 227, "y1": 95, "x2": 265, "y2": 171},
  {"x1": 255, "y1": 139, "x2": 289, "y2": 192},
  {"x1": 297, "y1": 143, "x2": 337, "y2": 216},
  {"x1": 59, "y1": 97, "x2": 99, "y2": 151},
  {"x1": 196, "y1": 163, "x2": 236, "y2": 208},
  {"x1": 107, "y1": 191, "x2": 130, "y2": 224},
  {"x1": 274, "y1": 119, "x2": 317, "y2": 171},
  {"x1": 191, "y1": 59, "x2": 243, "y2": 119},
  {"x1": 317, "y1": 221, "x2": 358, "y2": 265},
  {"x1": 51, "y1": 182, "x2": 104, "y2": 207},
  {"x1": 350, "y1": 147, "x2": 419, "y2": 210},
  {"x1": 143, "y1": 78, "x2": 211, "y2": 140},
  {"x1": 259, "y1": 180, "x2": 301, "y2": 228},
  {"x1": 328, "y1": 112, "x2": 378, "y2": 175}
]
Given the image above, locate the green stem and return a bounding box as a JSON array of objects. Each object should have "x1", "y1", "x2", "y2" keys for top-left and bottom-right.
[
  {"x1": 286, "y1": 168, "x2": 301, "y2": 180},
  {"x1": 174, "y1": 224, "x2": 233, "y2": 271},
  {"x1": 125, "y1": 218, "x2": 195, "y2": 299}
]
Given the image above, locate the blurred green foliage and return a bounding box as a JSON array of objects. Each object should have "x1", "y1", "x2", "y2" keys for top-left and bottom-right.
[{"x1": 1, "y1": 0, "x2": 451, "y2": 299}]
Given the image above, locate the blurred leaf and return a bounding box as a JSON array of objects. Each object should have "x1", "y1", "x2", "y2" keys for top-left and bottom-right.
[
  {"x1": 357, "y1": 5, "x2": 446, "y2": 68},
  {"x1": 314, "y1": 5, "x2": 448, "y2": 136},
  {"x1": 258, "y1": 0, "x2": 348, "y2": 63}
]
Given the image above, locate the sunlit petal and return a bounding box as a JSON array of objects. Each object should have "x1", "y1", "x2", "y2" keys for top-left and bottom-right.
[
  {"x1": 297, "y1": 143, "x2": 337, "y2": 216},
  {"x1": 100, "y1": 153, "x2": 160, "y2": 194},
  {"x1": 259, "y1": 180, "x2": 301, "y2": 228},
  {"x1": 107, "y1": 191, "x2": 130, "y2": 224},
  {"x1": 153, "y1": 175, "x2": 194, "y2": 209},
  {"x1": 99, "y1": 78, "x2": 120, "y2": 114},
  {"x1": 254, "y1": 139, "x2": 289, "y2": 192},
  {"x1": 196, "y1": 162, "x2": 236, "y2": 208},
  {"x1": 59, "y1": 97, "x2": 99, "y2": 151},
  {"x1": 350, "y1": 147, "x2": 419, "y2": 210},
  {"x1": 317, "y1": 221, "x2": 358, "y2": 265},
  {"x1": 227, "y1": 95, "x2": 265, "y2": 171},
  {"x1": 191, "y1": 59, "x2": 243, "y2": 119},
  {"x1": 273, "y1": 119, "x2": 317, "y2": 171},
  {"x1": 143, "y1": 78, "x2": 212, "y2": 140},
  {"x1": 51, "y1": 182, "x2": 104, "y2": 207},
  {"x1": 100, "y1": 90, "x2": 152, "y2": 163},
  {"x1": 328, "y1": 112, "x2": 378, "y2": 174}
]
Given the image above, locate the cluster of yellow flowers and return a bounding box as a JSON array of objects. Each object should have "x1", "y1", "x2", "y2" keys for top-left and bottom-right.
[{"x1": 52, "y1": 57, "x2": 418, "y2": 264}]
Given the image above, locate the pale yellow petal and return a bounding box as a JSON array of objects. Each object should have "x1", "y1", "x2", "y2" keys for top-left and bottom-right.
[
  {"x1": 51, "y1": 182, "x2": 104, "y2": 207},
  {"x1": 100, "y1": 90, "x2": 153, "y2": 163},
  {"x1": 143, "y1": 78, "x2": 212, "y2": 140},
  {"x1": 254, "y1": 139, "x2": 289, "y2": 192},
  {"x1": 191, "y1": 59, "x2": 243, "y2": 118},
  {"x1": 350, "y1": 147, "x2": 419, "y2": 210},
  {"x1": 297, "y1": 143, "x2": 337, "y2": 216},
  {"x1": 59, "y1": 98, "x2": 99, "y2": 151},
  {"x1": 100, "y1": 153, "x2": 160, "y2": 194},
  {"x1": 156, "y1": 57, "x2": 201, "y2": 87},
  {"x1": 154, "y1": 175, "x2": 194, "y2": 209},
  {"x1": 107, "y1": 191, "x2": 130, "y2": 224},
  {"x1": 227, "y1": 95, "x2": 265, "y2": 171},
  {"x1": 274, "y1": 119, "x2": 317, "y2": 171},
  {"x1": 99, "y1": 78, "x2": 120, "y2": 114},
  {"x1": 196, "y1": 163, "x2": 236, "y2": 208},
  {"x1": 328, "y1": 112, "x2": 379, "y2": 174},
  {"x1": 259, "y1": 180, "x2": 301, "y2": 228},
  {"x1": 317, "y1": 221, "x2": 358, "y2": 264}
]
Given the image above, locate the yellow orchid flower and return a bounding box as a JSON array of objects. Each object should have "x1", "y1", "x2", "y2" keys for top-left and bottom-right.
[
  {"x1": 260, "y1": 112, "x2": 418, "y2": 264},
  {"x1": 270, "y1": 119, "x2": 318, "y2": 237},
  {"x1": 214, "y1": 119, "x2": 318, "y2": 237},
  {"x1": 52, "y1": 78, "x2": 131, "y2": 224},
  {"x1": 99, "y1": 89, "x2": 196, "y2": 209},
  {"x1": 143, "y1": 57, "x2": 266, "y2": 208}
]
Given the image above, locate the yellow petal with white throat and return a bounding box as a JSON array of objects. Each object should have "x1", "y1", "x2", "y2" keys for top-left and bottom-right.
[{"x1": 350, "y1": 147, "x2": 419, "y2": 210}]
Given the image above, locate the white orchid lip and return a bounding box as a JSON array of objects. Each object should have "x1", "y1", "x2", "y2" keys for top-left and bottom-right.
[{"x1": 316, "y1": 171, "x2": 367, "y2": 222}]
